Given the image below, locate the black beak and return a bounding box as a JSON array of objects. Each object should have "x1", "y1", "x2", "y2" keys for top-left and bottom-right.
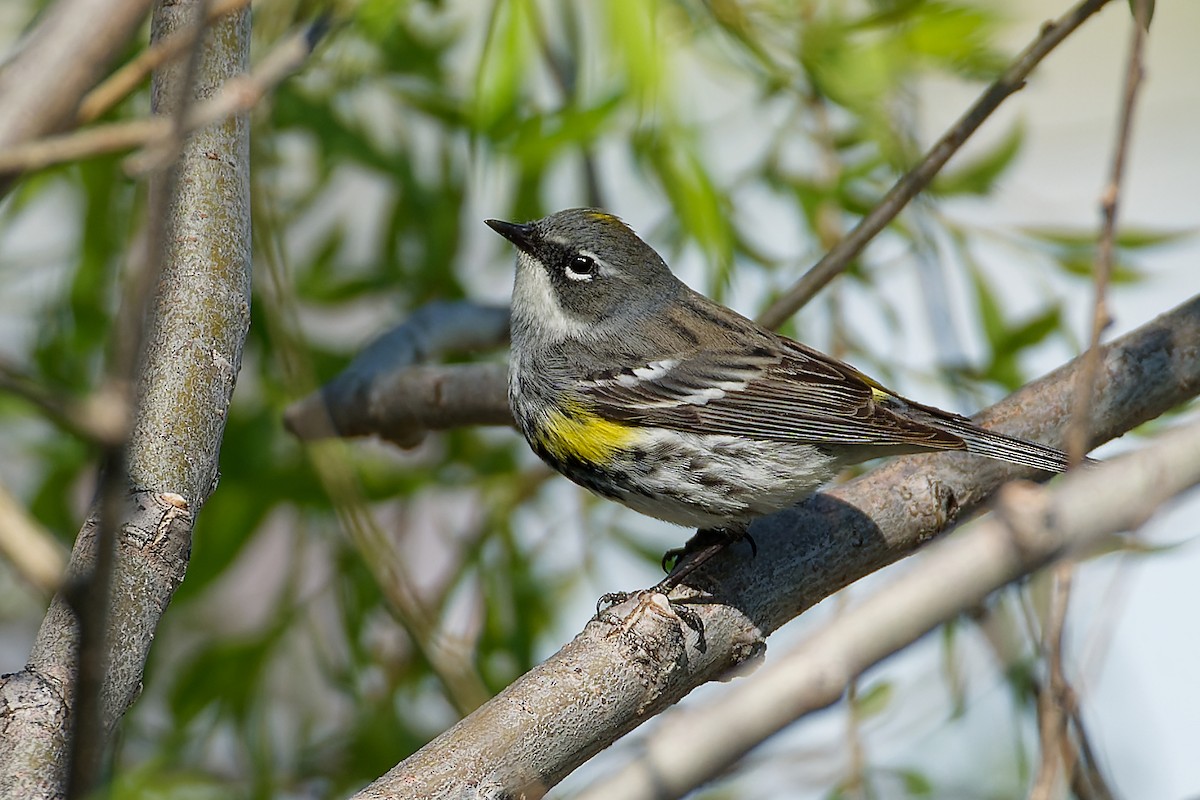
[{"x1": 485, "y1": 218, "x2": 538, "y2": 254}]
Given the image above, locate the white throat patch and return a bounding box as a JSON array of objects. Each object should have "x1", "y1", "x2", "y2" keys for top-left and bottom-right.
[{"x1": 511, "y1": 251, "x2": 591, "y2": 341}]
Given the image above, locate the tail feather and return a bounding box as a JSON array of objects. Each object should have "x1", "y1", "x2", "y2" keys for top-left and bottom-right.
[{"x1": 918, "y1": 411, "x2": 1073, "y2": 473}]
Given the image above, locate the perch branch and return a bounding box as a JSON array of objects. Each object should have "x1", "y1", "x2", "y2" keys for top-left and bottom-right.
[
  {"x1": 582, "y1": 414, "x2": 1200, "y2": 800},
  {"x1": 353, "y1": 294, "x2": 1200, "y2": 798}
]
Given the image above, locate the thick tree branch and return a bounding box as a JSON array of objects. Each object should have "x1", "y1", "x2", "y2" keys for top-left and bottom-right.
[
  {"x1": 353, "y1": 296, "x2": 1200, "y2": 798},
  {"x1": 0, "y1": 4, "x2": 252, "y2": 797},
  {"x1": 284, "y1": 301, "x2": 510, "y2": 447}
]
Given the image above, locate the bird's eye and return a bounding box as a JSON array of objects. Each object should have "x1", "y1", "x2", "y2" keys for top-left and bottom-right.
[{"x1": 567, "y1": 254, "x2": 596, "y2": 277}]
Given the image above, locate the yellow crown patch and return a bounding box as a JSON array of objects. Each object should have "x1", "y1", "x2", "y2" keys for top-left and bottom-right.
[{"x1": 586, "y1": 211, "x2": 628, "y2": 230}]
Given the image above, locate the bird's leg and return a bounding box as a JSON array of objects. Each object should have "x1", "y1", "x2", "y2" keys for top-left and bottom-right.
[
  {"x1": 596, "y1": 526, "x2": 752, "y2": 639},
  {"x1": 654, "y1": 525, "x2": 751, "y2": 594}
]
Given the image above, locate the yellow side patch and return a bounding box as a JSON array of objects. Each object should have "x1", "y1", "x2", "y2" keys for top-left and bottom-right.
[
  {"x1": 869, "y1": 385, "x2": 893, "y2": 403},
  {"x1": 536, "y1": 404, "x2": 638, "y2": 464}
]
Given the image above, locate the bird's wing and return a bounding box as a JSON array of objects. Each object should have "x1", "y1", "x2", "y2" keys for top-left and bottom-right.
[{"x1": 576, "y1": 339, "x2": 967, "y2": 450}]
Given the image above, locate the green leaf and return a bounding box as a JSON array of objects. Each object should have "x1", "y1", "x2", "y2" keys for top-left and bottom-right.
[
  {"x1": 472, "y1": 0, "x2": 534, "y2": 132},
  {"x1": 968, "y1": 264, "x2": 1006, "y2": 351},
  {"x1": 1055, "y1": 254, "x2": 1145, "y2": 284},
  {"x1": 854, "y1": 679, "x2": 894, "y2": 719},
  {"x1": 940, "y1": 619, "x2": 968, "y2": 718},
  {"x1": 603, "y1": 0, "x2": 665, "y2": 96},
  {"x1": 932, "y1": 123, "x2": 1023, "y2": 196},
  {"x1": 506, "y1": 94, "x2": 624, "y2": 168},
  {"x1": 901, "y1": 2, "x2": 1007, "y2": 77},
  {"x1": 998, "y1": 305, "x2": 1061, "y2": 354},
  {"x1": 635, "y1": 131, "x2": 736, "y2": 289},
  {"x1": 109, "y1": 760, "x2": 235, "y2": 800},
  {"x1": 1019, "y1": 225, "x2": 1193, "y2": 250},
  {"x1": 1127, "y1": 0, "x2": 1155, "y2": 29},
  {"x1": 900, "y1": 768, "x2": 934, "y2": 796}
]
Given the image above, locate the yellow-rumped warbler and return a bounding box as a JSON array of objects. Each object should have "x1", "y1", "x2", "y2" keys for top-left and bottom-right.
[{"x1": 486, "y1": 208, "x2": 1074, "y2": 587}]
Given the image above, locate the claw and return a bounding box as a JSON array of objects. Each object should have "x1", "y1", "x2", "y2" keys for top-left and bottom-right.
[{"x1": 597, "y1": 591, "x2": 633, "y2": 616}]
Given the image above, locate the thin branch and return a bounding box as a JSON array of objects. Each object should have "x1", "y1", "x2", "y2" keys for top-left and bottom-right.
[
  {"x1": 0, "y1": 0, "x2": 157, "y2": 191},
  {"x1": 578, "y1": 415, "x2": 1200, "y2": 800},
  {"x1": 1035, "y1": 7, "x2": 1149, "y2": 797},
  {"x1": 0, "y1": 17, "x2": 328, "y2": 176},
  {"x1": 1030, "y1": 565, "x2": 1075, "y2": 800},
  {"x1": 353, "y1": 293, "x2": 1200, "y2": 799},
  {"x1": 0, "y1": 359, "x2": 128, "y2": 446},
  {"x1": 976, "y1": 597, "x2": 1115, "y2": 798},
  {"x1": 1065, "y1": 0, "x2": 1149, "y2": 464},
  {"x1": 0, "y1": 481, "x2": 67, "y2": 595},
  {"x1": 756, "y1": 0, "x2": 1116, "y2": 330},
  {"x1": 125, "y1": 14, "x2": 329, "y2": 173}
]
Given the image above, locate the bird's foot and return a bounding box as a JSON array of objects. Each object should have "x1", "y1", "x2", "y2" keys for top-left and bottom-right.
[{"x1": 596, "y1": 588, "x2": 705, "y2": 641}]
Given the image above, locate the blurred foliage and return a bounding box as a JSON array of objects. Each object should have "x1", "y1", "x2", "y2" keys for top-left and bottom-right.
[{"x1": 0, "y1": 0, "x2": 1181, "y2": 798}]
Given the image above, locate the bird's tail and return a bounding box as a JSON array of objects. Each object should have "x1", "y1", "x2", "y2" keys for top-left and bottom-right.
[{"x1": 908, "y1": 404, "x2": 1078, "y2": 473}]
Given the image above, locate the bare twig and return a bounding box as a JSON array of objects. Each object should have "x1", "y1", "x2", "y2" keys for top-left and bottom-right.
[
  {"x1": 0, "y1": 359, "x2": 128, "y2": 445},
  {"x1": 0, "y1": 482, "x2": 67, "y2": 595},
  {"x1": 1034, "y1": 6, "x2": 1149, "y2": 797},
  {"x1": 1030, "y1": 566, "x2": 1074, "y2": 800},
  {"x1": 126, "y1": 14, "x2": 329, "y2": 173},
  {"x1": 578, "y1": 416, "x2": 1200, "y2": 800},
  {"x1": 756, "y1": 0, "x2": 1116, "y2": 329},
  {"x1": 1065, "y1": 0, "x2": 1149, "y2": 465},
  {"x1": 353, "y1": 294, "x2": 1200, "y2": 799}
]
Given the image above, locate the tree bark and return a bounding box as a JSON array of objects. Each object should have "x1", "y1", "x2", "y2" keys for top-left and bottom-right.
[{"x1": 0, "y1": 3, "x2": 252, "y2": 796}]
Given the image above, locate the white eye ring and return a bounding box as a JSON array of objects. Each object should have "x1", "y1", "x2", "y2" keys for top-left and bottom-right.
[{"x1": 565, "y1": 254, "x2": 596, "y2": 281}]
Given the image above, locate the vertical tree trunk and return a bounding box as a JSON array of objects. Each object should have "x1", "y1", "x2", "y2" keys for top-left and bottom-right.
[{"x1": 0, "y1": 3, "x2": 251, "y2": 796}]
